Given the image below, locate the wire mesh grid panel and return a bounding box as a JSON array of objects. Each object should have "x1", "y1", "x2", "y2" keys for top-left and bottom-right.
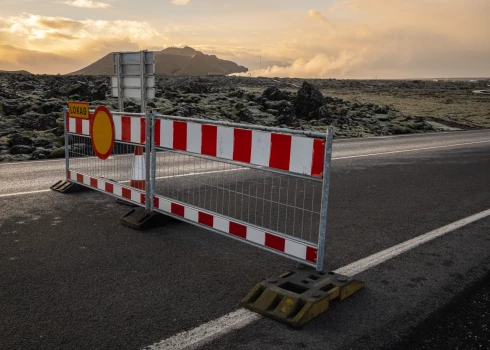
[
  {"x1": 153, "y1": 149, "x2": 323, "y2": 245},
  {"x1": 68, "y1": 133, "x2": 147, "y2": 190}
]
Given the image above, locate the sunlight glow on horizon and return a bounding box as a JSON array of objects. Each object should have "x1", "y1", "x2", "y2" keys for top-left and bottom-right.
[{"x1": 0, "y1": 0, "x2": 489, "y2": 78}]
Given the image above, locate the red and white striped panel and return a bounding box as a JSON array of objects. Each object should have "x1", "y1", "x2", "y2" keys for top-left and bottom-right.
[
  {"x1": 66, "y1": 115, "x2": 146, "y2": 145},
  {"x1": 153, "y1": 195, "x2": 318, "y2": 265},
  {"x1": 68, "y1": 171, "x2": 145, "y2": 205},
  {"x1": 154, "y1": 120, "x2": 326, "y2": 177}
]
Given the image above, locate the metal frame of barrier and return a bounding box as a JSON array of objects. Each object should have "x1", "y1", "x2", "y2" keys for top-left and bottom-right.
[
  {"x1": 149, "y1": 112, "x2": 333, "y2": 271},
  {"x1": 60, "y1": 105, "x2": 333, "y2": 271}
]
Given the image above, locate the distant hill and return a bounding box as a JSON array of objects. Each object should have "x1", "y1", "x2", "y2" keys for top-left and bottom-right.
[
  {"x1": 69, "y1": 47, "x2": 248, "y2": 76},
  {"x1": 0, "y1": 70, "x2": 32, "y2": 75}
]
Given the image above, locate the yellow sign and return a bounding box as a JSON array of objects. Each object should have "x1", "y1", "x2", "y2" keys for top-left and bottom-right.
[
  {"x1": 68, "y1": 101, "x2": 89, "y2": 119},
  {"x1": 90, "y1": 106, "x2": 114, "y2": 160}
]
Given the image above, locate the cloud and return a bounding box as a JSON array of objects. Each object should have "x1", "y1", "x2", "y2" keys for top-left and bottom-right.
[
  {"x1": 171, "y1": 0, "x2": 190, "y2": 5},
  {"x1": 0, "y1": 13, "x2": 164, "y2": 73},
  {"x1": 235, "y1": 0, "x2": 490, "y2": 78},
  {"x1": 61, "y1": 0, "x2": 110, "y2": 8},
  {"x1": 307, "y1": 10, "x2": 329, "y2": 26}
]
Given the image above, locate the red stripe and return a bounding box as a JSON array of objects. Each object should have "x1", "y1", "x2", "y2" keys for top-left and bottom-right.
[
  {"x1": 269, "y1": 133, "x2": 292, "y2": 171},
  {"x1": 122, "y1": 188, "x2": 131, "y2": 200},
  {"x1": 173, "y1": 121, "x2": 187, "y2": 151},
  {"x1": 105, "y1": 183, "x2": 114, "y2": 193},
  {"x1": 229, "y1": 222, "x2": 247, "y2": 239},
  {"x1": 311, "y1": 139, "x2": 325, "y2": 178},
  {"x1": 66, "y1": 116, "x2": 70, "y2": 132},
  {"x1": 140, "y1": 118, "x2": 146, "y2": 144},
  {"x1": 67, "y1": 170, "x2": 71, "y2": 179},
  {"x1": 75, "y1": 118, "x2": 83, "y2": 134},
  {"x1": 76, "y1": 173, "x2": 84, "y2": 183},
  {"x1": 121, "y1": 116, "x2": 131, "y2": 142},
  {"x1": 198, "y1": 212, "x2": 214, "y2": 227},
  {"x1": 153, "y1": 197, "x2": 160, "y2": 209},
  {"x1": 141, "y1": 193, "x2": 146, "y2": 205},
  {"x1": 232, "y1": 129, "x2": 252, "y2": 163},
  {"x1": 171, "y1": 203, "x2": 185, "y2": 217},
  {"x1": 90, "y1": 178, "x2": 98, "y2": 188},
  {"x1": 154, "y1": 119, "x2": 161, "y2": 147},
  {"x1": 306, "y1": 247, "x2": 317, "y2": 263},
  {"x1": 265, "y1": 233, "x2": 286, "y2": 252},
  {"x1": 201, "y1": 125, "x2": 217, "y2": 156}
]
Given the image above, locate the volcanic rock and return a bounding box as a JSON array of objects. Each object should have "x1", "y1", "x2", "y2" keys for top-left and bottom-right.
[{"x1": 295, "y1": 82, "x2": 325, "y2": 120}]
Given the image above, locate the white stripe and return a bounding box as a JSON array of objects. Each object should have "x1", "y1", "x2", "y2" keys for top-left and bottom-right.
[
  {"x1": 0, "y1": 189, "x2": 51, "y2": 198},
  {"x1": 131, "y1": 155, "x2": 146, "y2": 180},
  {"x1": 335, "y1": 208, "x2": 490, "y2": 276},
  {"x1": 146, "y1": 207, "x2": 490, "y2": 350},
  {"x1": 69, "y1": 117, "x2": 76, "y2": 133},
  {"x1": 289, "y1": 136, "x2": 314, "y2": 175},
  {"x1": 250, "y1": 131, "x2": 271, "y2": 167},
  {"x1": 131, "y1": 117, "x2": 141, "y2": 144},
  {"x1": 161, "y1": 120, "x2": 173, "y2": 148},
  {"x1": 246, "y1": 227, "x2": 265, "y2": 245},
  {"x1": 217, "y1": 126, "x2": 234, "y2": 159},
  {"x1": 82, "y1": 175, "x2": 90, "y2": 186},
  {"x1": 82, "y1": 119, "x2": 90, "y2": 136},
  {"x1": 143, "y1": 309, "x2": 261, "y2": 350},
  {"x1": 284, "y1": 240, "x2": 307, "y2": 260},
  {"x1": 187, "y1": 123, "x2": 202, "y2": 153},
  {"x1": 131, "y1": 190, "x2": 141, "y2": 203},
  {"x1": 158, "y1": 198, "x2": 172, "y2": 213},
  {"x1": 213, "y1": 216, "x2": 230, "y2": 233},
  {"x1": 97, "y1": 179, "x2": 105, "y2": 191},
  {"x1": 113, "y1": 184, "x2": 122, "y2": 197},
  {"x1": 185, "y1": 207, "x2": 199, "y2": 223},
  {"x1": 113, "y1": 115, "x2": 122, "y2": 141},
  {"x1": 333, "y1": 140, "x2": 490, "y2": 160}
]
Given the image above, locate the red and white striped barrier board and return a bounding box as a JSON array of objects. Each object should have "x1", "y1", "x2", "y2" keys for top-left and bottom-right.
[
  {"x1": 153, "y1": 195, "x2": 318, "y2": 265},
  {"x1": 68, "y1": 171, "x2": 146, "y2": 206},
  {"x1": 67, "y1": 114, "x2": 146, "y2": 145},
  {"x1": 154, "y1": 120, "x2": 326, "y2": 178}
]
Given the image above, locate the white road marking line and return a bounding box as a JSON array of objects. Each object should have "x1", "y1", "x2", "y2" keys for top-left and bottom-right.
[
  {"x1": 143, "y1": 309, "x2": 261, "y2": 350},
  {"x1": 146, "y1": 207, "x2": 490, "y2": 350},
  {"x1": 0, "y1": 169, "x2": 245, "y2": 197},
  {"x1": 334, "y1": 208, "x2": 490, "y2": 276},
  {"x1": 0, "y1": 189, "x2": 51, "y2": 198},
  {"x1": 332, "y1": 140, "x2": 490, "y2": 160}
]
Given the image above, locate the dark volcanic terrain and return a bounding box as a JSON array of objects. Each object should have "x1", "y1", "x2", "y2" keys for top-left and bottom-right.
[{"x1": 1, "y1": 73, "x2": 489, "y2": 162}]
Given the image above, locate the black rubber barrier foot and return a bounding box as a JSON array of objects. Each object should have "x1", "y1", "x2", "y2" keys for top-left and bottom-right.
[
  {"x1": 120, "y1": 208, "x2": 172, "y2": 231},
  {"x1": 241, "y1": 267, "x2": 365, "y2": 328},
  {"x1": 51, "y1": 180, "x2": 91, "y2": 194}
]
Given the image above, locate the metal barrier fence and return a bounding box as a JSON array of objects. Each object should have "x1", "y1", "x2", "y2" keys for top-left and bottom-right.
[
  {"x1": 150, "y1": 113, "x2": 333, "y2": 271},
  {"x1": 64, "y1": 107, "x2": 151, "y2": 208},
  {"x1": 62, "y1": 106, "x2": 333, "y2": 271}
]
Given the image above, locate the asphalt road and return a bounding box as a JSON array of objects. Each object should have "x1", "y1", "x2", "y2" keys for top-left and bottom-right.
[{"x1": 1, "y1": 129, "x2": 489, "y2": 349}]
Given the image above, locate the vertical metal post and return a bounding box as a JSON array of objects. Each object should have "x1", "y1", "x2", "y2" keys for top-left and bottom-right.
[
  {"x1": 316, "y1": 128, "x2": 334, "y2": 272},
  {"x1": 141, "y1": 51, "x2": 150, "y2": 210},
  {"x1": 150, "y1": 111, "x2": 157, "y2": 211},
  {"x1": 115, "y1": 53, "x2": 124, "y2": 112},
  {"x1": 145, "y1": 111, "x2": 151, "y2": 210},
  {"x1": 140, "y1": 50, "x2": 147, "y2": 113},
  {"x1": 63, "y1": 105, "x2": 70, "y2": 180}
]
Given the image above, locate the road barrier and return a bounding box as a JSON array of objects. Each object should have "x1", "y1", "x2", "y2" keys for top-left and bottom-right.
[
  {"x1": 150, "y1": 113, "x2": 333, "y2": 271},
  {"x1": 55, "y1": 104, "x2": 333, "y2": 272},
  {"x1": 61, "y1": 105, "x2": 151, "y2": 207}
]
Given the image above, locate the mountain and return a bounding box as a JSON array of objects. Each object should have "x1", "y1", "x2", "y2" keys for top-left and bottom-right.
[
  {"x1": 69, "y1": 47, "x2": 248, "y2": 76},
  {"x1": 0, "y1": 70, "x2": 32, "y2": 75}
]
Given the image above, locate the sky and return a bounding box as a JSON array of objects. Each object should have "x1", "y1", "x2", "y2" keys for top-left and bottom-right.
[{"x1": 0, "y1": 0, "x2": 489, "y2": 78}]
